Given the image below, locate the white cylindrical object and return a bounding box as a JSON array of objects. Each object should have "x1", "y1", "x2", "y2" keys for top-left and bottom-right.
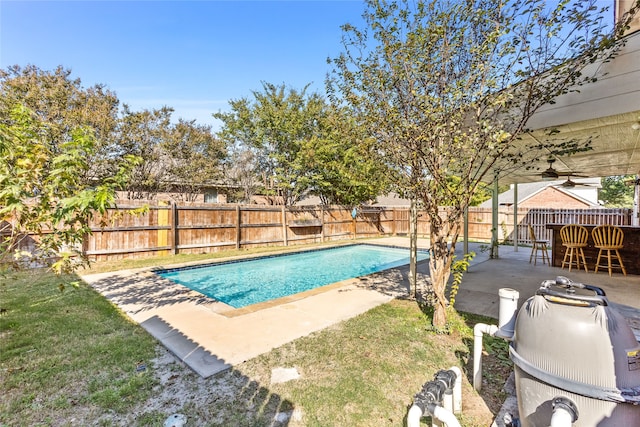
[
  {"x1": 473, "y1": 323, "x2": 499, "y2": 391},
  {"x1": 449, "y1": 366, "x2": 462, "y2": 414},
  {"x1": 497, "y1": 288, "x2": 519, "y2": 338},
  {"x1": 407, "y1": 405, "x2": 423, "y2": 427},
  {"x1": 432, "y1": 405, "x2": 462, "y2": 427},
  {"x1": 549, "y1": 406, "x2": 574, "y2": 427},
  {"x1": 443, "y1": 390, "x2": 453, "y2": 413}
]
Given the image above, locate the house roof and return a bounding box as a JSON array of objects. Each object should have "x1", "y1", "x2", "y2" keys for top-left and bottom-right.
[
  {"x1": 371, "y1": 193, "x2": 412, "y2": 206},
  {"x1": 479, "y1": 178, "x2": 602, "y2": 208}
]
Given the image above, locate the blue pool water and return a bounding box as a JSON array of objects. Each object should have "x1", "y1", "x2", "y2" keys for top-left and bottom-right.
[{"x1": 156, "y1": 244, "x2": 428, "y2": 308}]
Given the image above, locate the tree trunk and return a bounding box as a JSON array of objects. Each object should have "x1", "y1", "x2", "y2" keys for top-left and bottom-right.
[
  {"x1": 428, "y1": 212, "x2": 461, "y2": 328},
  {"x1": 429, "y1": 241, "x2": 450, "y2": 328}
]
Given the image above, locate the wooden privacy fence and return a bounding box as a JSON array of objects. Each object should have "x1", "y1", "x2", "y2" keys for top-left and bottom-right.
[
  {"x1": 85, "y1": 203, "x2": 383, "y2": 261},
  {"x1": 83, "y1": 202, "x2": 632, "y2": 261}
]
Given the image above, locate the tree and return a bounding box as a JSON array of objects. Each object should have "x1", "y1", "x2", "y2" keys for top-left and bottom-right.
[
  {"x1": 162, "y1": 119, "x2": 228, "y2": 202},
  {"x1": 214, "y1": 82, "x2": 328, "y2": 205},
  {"x1": 303, "y1": 105, "x2": 390, "y2": 206},
  {"x1": 0, "y1": 105, "x2": 137, "y2": 274},
  {"x1": 117, "y1": 106, "x2": 174, "y2": 199},
  {"x1": 328, "y1": 0, "x2": 637, "y2": 327},
  {"x1": 599, "y1": 175, "x2": 635, "y2": 208},
  {"x1": 0, "y1": 65, "x2": 120, "y2": 183},
  {"x1": 215, "y1": 82, "x2": 388, "y2": 206},
  {"x1": 226, "y1": 148, "x2": 261, "y2": 203}
]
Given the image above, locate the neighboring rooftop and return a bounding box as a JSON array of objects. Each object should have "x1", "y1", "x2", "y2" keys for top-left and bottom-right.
[{"x1": 479, "y1": 178, "x2": 602, "y2": 208}]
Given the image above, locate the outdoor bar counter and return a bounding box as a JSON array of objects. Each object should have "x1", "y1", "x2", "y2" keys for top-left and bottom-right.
[{"x1": 546, "y1": 224, "x2": 640, "y2": 275}]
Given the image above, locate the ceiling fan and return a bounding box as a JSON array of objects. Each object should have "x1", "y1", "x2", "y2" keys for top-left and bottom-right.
[
  {"x1": 540, "y1": 159, "x2": 586, "y2": 181},
  {"x1": 555, "y1": 176, "x2": 596, "y2": 188}
]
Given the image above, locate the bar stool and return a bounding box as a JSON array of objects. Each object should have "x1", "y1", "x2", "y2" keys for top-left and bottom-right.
[
  {"x1": 528, "y1": 224, "x2": 550, "y2": 265},
  {"x1": 559, "y1": 224, "x2": 589, "y2": 272},
  {"x1": 592, "y1": 225, "x2": 627, "y2": 276}
]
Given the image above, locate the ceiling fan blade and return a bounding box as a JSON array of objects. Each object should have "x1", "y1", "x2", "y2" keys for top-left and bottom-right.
[
  {"x1": 557, "y1": 171, "x2": 588, "y2": 178},
  {"x1": 539, "y1": 158, "x2": 588, "y2": 180},
  {"x1": 555, "y1": 179, "x2": 596, "y2": 188}
]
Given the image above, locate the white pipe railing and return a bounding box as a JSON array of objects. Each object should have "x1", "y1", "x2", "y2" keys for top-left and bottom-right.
[
  {"x1": 473, "y1": 323, "x2": 499, "y2": 391},
  {"x1": 432, "y1": 406, "x2": 462, "y2": 427},
  {"x1": 449, "y1": 366, "x2": 462, "y2": 414},
  {"x1": 407, "y1": 403, "x2": 462, "y2": 427},
  {"x1": 497, "y1": 288, "x2": 519, "y2": 339},
  {"x1": 474, "y1": 288, "x2": 520, "y2": 391},
  {"x1": 407, "y1": 405, "x2": 423, "y2": 427}
]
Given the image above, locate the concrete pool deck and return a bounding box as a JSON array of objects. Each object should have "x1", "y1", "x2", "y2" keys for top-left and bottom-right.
[
  {"x1": 81, "y1": 245, "x2": 403, "y2": 378},
  {"x1": 81, "y1": 237, "x2": 640, "y2": 378}
]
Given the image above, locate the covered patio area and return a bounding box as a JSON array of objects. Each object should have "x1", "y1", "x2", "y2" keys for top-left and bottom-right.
[
  {"x1": 377, "y1": 237, "x2": 639, "y2": 331},
  {"x1": 449, "y1": 241, "x2": 640, "y2": 328}
]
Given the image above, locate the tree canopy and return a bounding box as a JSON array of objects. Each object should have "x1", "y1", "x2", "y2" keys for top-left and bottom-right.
[
  {"x1": 0, "y1": 65, "x2": 121, "y2": 183},
  {"x1": 599, "y1": 175, "x2": 636, "y2": 208},
  {"x1": 162, "y1": 118, "x2": 228, "y2": 202},
  {"x1": 1, "y1": 65, "x2": 228, "y2": 202},
  {"x1": 214, "y1": 82, "x2": 388, "y2": 206},
  {"x1": 0, "y1": 65, "x2": 227, "y2": 273}
]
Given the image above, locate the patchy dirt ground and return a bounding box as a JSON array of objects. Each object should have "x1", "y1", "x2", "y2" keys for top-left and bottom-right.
[
  {"x1": 87, "y1": 343, "x2": 510, "y2": 427},
  {"x1": 90, "y1": 347, "x2": 261, "y2": 426}
]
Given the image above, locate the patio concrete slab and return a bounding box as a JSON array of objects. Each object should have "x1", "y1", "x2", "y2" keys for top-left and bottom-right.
[
  {"x1": 450, "y1": 242, "x2": 640, "y2": 329},
  {"x1": 81, "y1": 237, "x2": 640, "y2": 379}
]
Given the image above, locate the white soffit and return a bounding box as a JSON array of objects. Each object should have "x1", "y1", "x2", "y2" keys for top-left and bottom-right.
[{"x1": 497, "y1": 31, "x2": 640, "y2": 185}]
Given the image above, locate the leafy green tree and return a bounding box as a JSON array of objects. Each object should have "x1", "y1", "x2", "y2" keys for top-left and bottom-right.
[
  {"x1": 215, "y1": 82, "x2": 387, "y2": 206},
  {"x1": 0, "y1": 105, "x2": 137, "y2": 274},
  {"x1": 441, "y1": 177, "x2": 499, "y2": 207},
  {"x1": 329, "y1": 0, "x2": 637, "y2": 327},
  {"x1": 214, "y1": 82, "x2": 327, "y2": 205},
  {"x1": 162, "y1": 119, "x2": 228, "y2": 202},
  {"x1": 226, "y1": 148, "x2": 261, "y2": 203},
  {"x1": 599, "y1": 175, "x2": 635, "y2": 208},
  {"x1": 0, "y1": 65, "x2": 120, "y2": 182},
  {"x1": 303, "y1": 106, "x2": 390, "y2": 206},
  {"x1": 117, "y1": 106, "x2": 174, "y2": 199}
]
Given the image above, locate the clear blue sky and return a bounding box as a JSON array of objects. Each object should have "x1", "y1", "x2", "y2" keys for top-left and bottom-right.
[{"x1": 1, "y1": 1, "x2": 366, "y2": 130}]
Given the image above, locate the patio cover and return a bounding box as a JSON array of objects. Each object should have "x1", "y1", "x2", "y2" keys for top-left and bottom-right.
[{"x1": 494, "y1": 30, "x2": 640, "y2": 185}]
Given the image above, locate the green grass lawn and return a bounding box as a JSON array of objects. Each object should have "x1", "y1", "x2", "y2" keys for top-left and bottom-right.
[
  {"x1": 1, "y1": 257, "x2": 511, "y2": 426},
  {"x1": 0, "y1": 270, "x2": 158, "y2": 426}
]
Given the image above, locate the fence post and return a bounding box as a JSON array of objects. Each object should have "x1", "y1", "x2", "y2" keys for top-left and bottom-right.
[
  {"x1": 513, "y1": 184, "x2": 518, "y2": 252},
  {"x1": 171, "y1": 202, "x2": 178, "y2": 255},
  {"x1": 320, "y1": 205, "x2": 325, "y2": 242},
  {"x1": 390, "y1": 209, "x2": 395, "y2": 235},
  {"x1": 157, "y1": 201, "x2": 169, "y2": 256},
  {"x1": 235, "y1": 205, "x2": 241, "y2": 250},
  {"x1": 282, "y1": 206, "x2": 288, "y2": 246}
]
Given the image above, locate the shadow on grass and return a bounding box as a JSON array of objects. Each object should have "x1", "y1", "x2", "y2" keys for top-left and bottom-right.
[
  {"x1": 0, "y1": 270, "x2": 297, "y2": 426},
  {"x1": 139, "y1": 317, "x2": 296, "y2": 426},
  {"x1": 351, "y1": 255, "x2": 513, "y2": 417}
]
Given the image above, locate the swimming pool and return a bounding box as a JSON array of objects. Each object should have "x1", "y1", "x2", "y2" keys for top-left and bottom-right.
[{"x1": 156, "y1": 244, "x2": 428, "y2": 308}]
